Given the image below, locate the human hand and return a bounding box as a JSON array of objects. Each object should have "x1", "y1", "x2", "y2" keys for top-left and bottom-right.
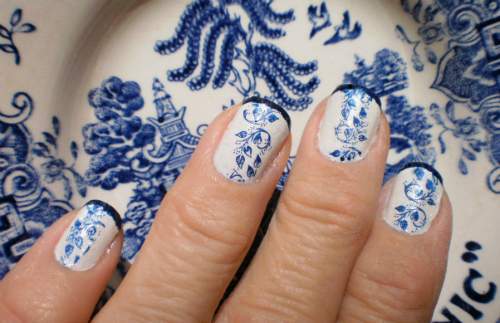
[{"x1": 0, "y1": 86, "x2": 452, "y2": 323}]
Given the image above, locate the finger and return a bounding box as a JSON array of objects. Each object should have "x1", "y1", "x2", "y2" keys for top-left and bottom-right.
[
  {"x1": 0, "y1": 200, "x2": 122, "y2": 323},
  {"x1": 338, "y1": 163, "x2": 452, "y2": 323},
  {"x1": 217, "y1": 85, "x2": 389, "y2": 321},
  {"x1": 96, "y1": 97, "x2": 291, "y2": 322}
]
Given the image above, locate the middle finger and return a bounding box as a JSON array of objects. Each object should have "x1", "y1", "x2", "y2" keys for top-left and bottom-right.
[{"x1": 218, "y1": 85, "x2": 389, "y2": 322}]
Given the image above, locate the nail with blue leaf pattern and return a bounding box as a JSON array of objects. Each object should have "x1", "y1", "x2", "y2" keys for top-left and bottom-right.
[
  {"x1": 383, "y1": 162, "x2": 444, "y2": 235},
  {"x1": 54, "y1": 200, "x2": 121, "y2": 271},
  {"x1": 213, "y1": 97, "x2": 290, "y2": 183},
  {"x1": 318, "y1": 84, "x2": 381, "y2": 162}
]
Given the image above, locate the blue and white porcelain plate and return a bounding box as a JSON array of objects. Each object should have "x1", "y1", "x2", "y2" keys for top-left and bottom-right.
[{"x1": 1, "y1": 0, "x2": 499, "y2": 320}]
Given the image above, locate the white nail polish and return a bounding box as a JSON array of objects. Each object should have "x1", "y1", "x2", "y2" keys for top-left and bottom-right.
[
  {"x1": 55, "y1": 200, "x2": 121, "y2": 271},
  {"x1": 383, "y1": 164, "x2": 443, "y2": 235},
  {"x1": 213, "y1": 97, "x2": 290, "y2": 183},
  {"x1": 318, "y1": 85, "x2": 381, "y2": 162}
]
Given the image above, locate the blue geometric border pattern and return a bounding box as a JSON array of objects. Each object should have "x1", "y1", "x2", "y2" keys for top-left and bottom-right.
[{"x1": 400, "y1": 0, "x2": 500, "y2": 193}]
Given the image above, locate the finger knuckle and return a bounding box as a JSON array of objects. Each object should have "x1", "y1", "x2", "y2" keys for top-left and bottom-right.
[
  {"x1": 165, "y1": 190, "x2": 251, "y2": 265},
  {"x1": 348, "y1": 261, "x2": 435, "y2": 319},
  {"x1": 220, "y1": 291, "x2": 318, "y2": 323},
  {"x1": 279, "y1": 177, "x2": 372, "y2": 238}
]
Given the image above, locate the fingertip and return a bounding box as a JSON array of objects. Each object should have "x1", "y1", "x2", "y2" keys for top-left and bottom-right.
[{"x1": 0, "y1": 201, "x2": 124, "y2": 323}]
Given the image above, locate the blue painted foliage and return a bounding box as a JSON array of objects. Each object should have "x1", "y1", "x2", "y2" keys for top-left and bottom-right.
[
  {"x1": 154, "y1": 0, "x2": 319, "y2": 111},
  {"x1": 0, "y1": 8, "x2": 36, "y2": 65}
]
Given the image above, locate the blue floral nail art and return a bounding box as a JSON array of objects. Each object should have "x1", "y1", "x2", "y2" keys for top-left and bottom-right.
[
  {"x1": 214, "y1": 97, "x2": 289, "y2": 183},
  {"x1": 54, "y1": 200, "x2": 121, "y2": 271},
  {"x1": 384, "y1": 164, "x2": 443, "y2": 235},
  {"x1": 319, "y1": 85, "x2": 381, "y2": 162}
]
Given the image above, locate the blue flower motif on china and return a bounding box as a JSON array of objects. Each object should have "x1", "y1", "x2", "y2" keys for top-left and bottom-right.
[
  {"x1": 230, "y1": 103, "x2": 278, "y2": 182},
  {"x1": 393, "y1": 167, "x2": 439, "y2": 233},
  {"x1": 0, "y1": 8, "x2": 36, "y2": 65},
  {"x1": 154, "y1": 0, "x2": 319, "y2": 111},
  {"x1": 330, "y1": 88, "x2": 371, "y2": 161}
]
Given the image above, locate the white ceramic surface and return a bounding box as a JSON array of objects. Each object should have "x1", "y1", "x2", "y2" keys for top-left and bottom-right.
[{"x1": 1, "y1": 0, "x2": 499, "y2": 320}]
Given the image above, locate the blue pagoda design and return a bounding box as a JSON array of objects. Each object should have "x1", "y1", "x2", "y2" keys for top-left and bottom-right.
[
  {"x1": 146, "y1": 79, "x2": 199, "y2": 178},
  {"x1": 82, "y1": 76, "x2": 204, "y2": 260}
]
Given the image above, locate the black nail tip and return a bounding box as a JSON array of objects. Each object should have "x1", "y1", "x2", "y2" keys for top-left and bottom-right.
[
  {"x1": 332, "y1": 84, "x2": 382, "y2": 107},
  {"x1": 399, "y1": 162, "x2": 443, "y2": 184},
  {"x1": 85, "y1": 199, "x2": 122, "y2": 229},
  {"x1": 243, "y1": 96, "x2": 291, "y2": 129}
]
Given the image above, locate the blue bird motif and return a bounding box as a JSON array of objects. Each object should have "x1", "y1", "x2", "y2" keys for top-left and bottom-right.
[
  {"x1": 324, "y1": 11, "x2": 362, "y2": 45},
  {"x1": 308, "y1": 2, "x2": 332, "y2": 39}
]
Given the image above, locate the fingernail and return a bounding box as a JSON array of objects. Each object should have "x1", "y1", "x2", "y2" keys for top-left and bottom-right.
[
  {"x1": 318, "y1": 84, "x2": 381, "y2": 162},
  {"x1": 55, "y1": 200, "x2": 121, "y2": 271},
  {"x1": 214, "y1": 97, "x2": 290, "y2": 183},
  {"x1": 383, "y1": 163, "x2": 444, "y2": 235}
]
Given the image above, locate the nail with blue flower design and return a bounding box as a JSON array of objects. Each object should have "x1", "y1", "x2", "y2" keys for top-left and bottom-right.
[
  {"x1": 318, "y1": 84, "x2": 382, "y2": 162},
  {"x1": 213, "y1": 97, "x2": 290, "y2": 183},
  {"x1": 54, "y1": 200, "x2": 121, "y2": 271},
  {"x1": 383, "y1": 163, "x2": 444, "y2": 235}
]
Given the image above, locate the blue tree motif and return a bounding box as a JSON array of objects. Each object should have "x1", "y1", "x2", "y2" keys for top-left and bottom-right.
[
  {"x1": 394, "y1": 167, "x2": 439, "y2": 232},
  {"x1": 384, "y1": 95, "x2": 436, "y2": 181},
  {"x1": 430, "y1": 100, "x2": 488, "y2": 175},
  {"x1": 32, "y1": 116, "x2": 87, "y2": 201},
  {"x1": 83, "y1": 77, "x2": 155, "y2": 190},
  {"x1": 0, "y1": 8, "x2": 36, "y2": 65},
  {"x1": 154, "y1": 0, "x2": 319, "y2": 111}
]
